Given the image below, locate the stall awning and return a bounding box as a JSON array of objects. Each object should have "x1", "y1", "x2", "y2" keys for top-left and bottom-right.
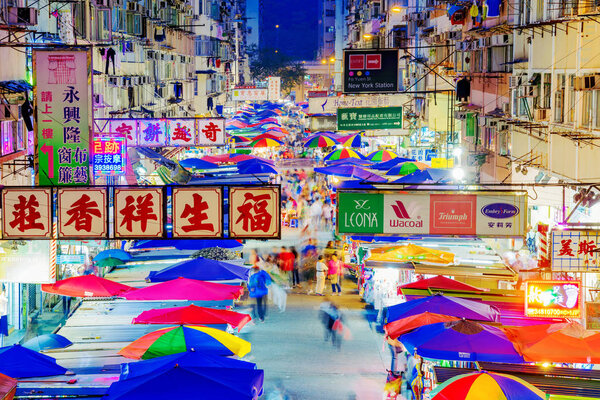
[{"x1": 0, "y1": 80, "x2": 32, "y2": 94}]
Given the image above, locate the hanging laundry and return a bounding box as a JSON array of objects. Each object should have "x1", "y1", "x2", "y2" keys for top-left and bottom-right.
[
  {"x1": 21, "y1": 96, "x2": 34, "y2": 132},
  {"x1": 456, "y1": 78, "x2": 471, "y2": 102},
  {"x1": 207, "y1": 96, "x2": 214, "y2": 111},
  {"x1": 216, "y1": 58, "x2": 221, "y2": 68},
  {"x1": 105, "y1": 47, "x2": 116, "y2": 75},
  {"x1": 486, "y1": 0, "x2": 501, "y2": 17}
]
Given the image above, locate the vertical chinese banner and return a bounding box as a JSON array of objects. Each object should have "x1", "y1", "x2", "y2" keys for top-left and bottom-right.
[
  {"x1": 172, "y1": 187, "x2": 223, "y2": 238},
  {"x1": 268, "y1": 77, "x2": 281, "y2": 101},
  {"x1": 34, "y1": 50, "x2": 91, "y2": 185},
  {"x1": 229, "y1": 187, "x2": 280, "y2": 239}
]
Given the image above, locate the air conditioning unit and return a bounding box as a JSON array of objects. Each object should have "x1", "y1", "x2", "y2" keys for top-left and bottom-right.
[
  {"x1": 575, "y1": 74, "x2": 600, "y2": 90},
  {"x1": 491, "y1": 34, "x2": 511, "y2": 46},
  {"x1": 454, "y1": 111, "x2": 467, "y2": 120},
  {"x1": 498, "y1": 123, "x2": 509, "y2": 131},
  {"x1": 0, "y1": 104, "x2": 18, "y2": 121},
  {"x1": 94, "y1": 0, "x2": 112, "y2": 7},
  {"x1": 502, "y1": 103, "x2": 511, "y2": 114},
  {"x1": 127, "y1": 2, "x2": 138, "y2": 11},
  {"x1": 478, "y1": 115, "x2": 487, "y2": 126},
  {"x1": 7, "y1": 7, "x2": 37, "y2": 25},
  {"x1": 534, "y1": 108, "x2": 550, "y2": 121},
  {"x1": 455, "y1": 42, "x2": 466, "y2": 51},
  {"x1": 93, "y1": 93, "x2": 103, "y2": 106},
  {"x1": 509, "y1": 76, "x2": 521, "y2": 88},
  {"x1": 478, "y1": 37, "x2": 490, "y2": 48},
  {"x1": 488, "y1": 119, "x2": 499, "y2": 127}
]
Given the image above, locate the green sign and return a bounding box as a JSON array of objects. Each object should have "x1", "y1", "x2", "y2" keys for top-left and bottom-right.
[
  {"x1": 337, "y1": 192, "x2": 384, "y2": 234},
  {"x1": 337, "y1": 106, "x2": 403, "y2": 131}
]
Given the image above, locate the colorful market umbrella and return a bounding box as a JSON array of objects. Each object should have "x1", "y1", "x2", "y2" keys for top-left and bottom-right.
[
  {"x1": 122, "y1": 277, "x2": 244, "y2": 301},
  {"x1": 201, "y1": 154, "x2": 257, "y2": 164},
  {"x1": 229, "y1": 135, "x2": 252, "y2": 144},
  {"x1": 340, "y1": 133, "x2": 365, "y2": 148},
  {"x1": 368, "y1": 244, "x2": 455, "y2": 265},
  {"x1": 238, "y1": 162, "x2": 278, "y2": 175},
  {"x1": 399, "y1": 275, "x2": 485, "y2": 292},
  {"x1": 399, "y1": 320, "x2": 524, "y2": 363},
  {"x1": 0, "y1": 345, "x2": 68, "y2": 378},
  {"x1": 385, "y1": 312, "x2": 460, "y2": 339},
  {"x1": 323, "y1": 148, "x2": 364, "y2": 161},
  {"x1": 431, "y1": 371, "x2": 546, "y2": 400},
  {"x1": 146, "y1": 257, "x2": 250, "y2": 282},
  {"x1": 393, "y1": 168, "x2": 452, "y2": 184},
  {"x1": 131, "y1": 239, "x2": 242, "y2": 251},
  {"x1": 314, "y1": 165, "x2": 387, "y2": 182},
  {"x1": 326, "y1": 158, "x2": 373, "y2": 166},
  {"x1": 132, "y1": 305, "x2": 251, "y2": 330},
  {"x1": 93, "y1": 249, "x2": 131, "y2": 262},
  {"x1": 118, "y1": 325, "x2": 251, "y2": 359},
  {"x1": 386, "y1": 161, "x2": 430, "y2": 176},
  {"x1": 0, "y1": 372, "x2": 16, "y2": 400},
  {"x1": 370, "y1": 157, "x2": 417, "y2": 170},
  {"x1": 179, "y1": 158, "x2": 219, "y2": 169},
  {"x1": 248, "y1": 138, "x2": 283, "y2": 148},
  {"x1": 41, "y1": 275, "x2": 133, "y2": 298},
  {"x1": 386, "y1": 294, "x2": 501, "y2": 323},
  {"x1": 22, "y1": 334, "x2": 72, "y2": 352},
  {"x1": 250, "y1": 133, "x2": 285, "y2": 141},
  {"x1": 304, "y1": 135, "x2": 338, "y2": 148},
  {"x1": 95, "y1": 257, "x2": 127, "y2": 268},
  {"x1": 366, "y1": 150, "x2": 399, "y2": 162}
]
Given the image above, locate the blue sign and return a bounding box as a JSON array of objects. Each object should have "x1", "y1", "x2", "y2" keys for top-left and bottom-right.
[
  {"x1": 57, "y1": 254, "x2": 85, "y2": 264},
  {"x1": 481, "y1": 203, "x2": 520, "y2": 219}
]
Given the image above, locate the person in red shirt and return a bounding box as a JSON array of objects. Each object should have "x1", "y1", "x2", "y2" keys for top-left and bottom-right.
[{"x1": 278, "y1": 246, "x2": 295, "y2": 287}]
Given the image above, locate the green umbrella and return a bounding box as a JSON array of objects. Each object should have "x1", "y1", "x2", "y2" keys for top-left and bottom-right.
[{"x1": 95, "y1": 257, "x2": 126, "y2": 268}]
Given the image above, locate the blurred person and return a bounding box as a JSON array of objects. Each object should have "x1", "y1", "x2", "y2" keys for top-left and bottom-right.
[
  {"x1": 315, "y1": 255, "x2": 328, "y2": 296},
  {"x1": 328, "y1": 252, "x2": 343, "y2": 295},
  {"x1": 319, "y1": 299, "x2": 343, "y2": 348},
  {"x1": 290, "y1": 247, "x2": 300, "y2": 288},
  {"x1": 247, "y1": 264, "x2": 272, "y2": 322},
  {"x1": 322, "y1": 200, "x2": 333, "y2": 228},
  {"x1": 278, "y1": 246, "x2": 294, "y2": 287}
]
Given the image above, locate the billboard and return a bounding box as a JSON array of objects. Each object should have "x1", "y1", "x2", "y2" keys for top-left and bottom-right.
[
  {"x1": 34, "y1": 50, "x2": 91, "y2": 185},
  {"x1": 267, "y1": 77, "x2": 281, "y2": 101},
  {"x1": 337, "y1": 106, "x2": 403, "y2": 130},
  {"x1": 232, "y1": 88, "x2": 268, "y2": 101},
  {"x1": 337, "y1": 191, "x2": 527, "y2": 237},
  {"x1": 308, "y1": 94, "x2": 408, "y2": 115},
  {"x1": 343, "y1": 49, "x2": 399, "y2": 93},
  {"x1": 551, "y1": 230, "x2": 600, "y2": 272},
  {"x1": 525, "y1": 280, "x2": 582, "y2": 318},
  {"x1": 229, "y1": 187, "x2": 281, "y2": 239}
]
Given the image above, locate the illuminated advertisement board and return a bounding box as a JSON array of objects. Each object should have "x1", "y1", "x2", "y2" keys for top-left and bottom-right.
[{"x1": 524, "y1": 280, "x2": 582, "y2": 318}]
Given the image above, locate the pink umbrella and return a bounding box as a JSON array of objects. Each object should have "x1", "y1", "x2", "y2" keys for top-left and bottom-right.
[{"x1": 123, "y1": 277, "x2": 244, "y2": 301}]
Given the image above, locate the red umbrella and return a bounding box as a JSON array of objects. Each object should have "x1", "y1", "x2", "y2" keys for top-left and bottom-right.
[
  {"x1": 399, "y1": 275, "x2": 485, "y2": 292},
  {"x1": 132, "y1": 304, "x2": 251, "y2": 330},
  {"x1": 251, "y1": 133, "x2": 286, "y2": 141},
  {"x1": 41, "y1": 275, "x2": 133, "y2": 297},
  {"x1": 200, "y1": 154, "x2": 255, "y2": 164},
  {"x1": 384, "y1": 312, "x2": 460, "y2": 339},
  {"x1": 123, "y1": 277, "x2": 243, "y2": 301},
  {"x1": 0, "y1": 373, "x2": 16, "y2": 400}
]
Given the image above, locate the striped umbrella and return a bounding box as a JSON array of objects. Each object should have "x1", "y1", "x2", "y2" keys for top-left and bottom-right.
[
  {"x1": 324, "y1": 148, "x2": 364, "y2": 161},
  {"x1": 367, "y1": 150, "x2": 399, "y2": 162},
  {"x1": 248, "y1": 138, "x2": 283, "y2": 148},
  {"x1": 304, "y1": 135, "x2": 338, "y2": 148},
  {"x1": 386, "y1": 161, "x2": 430, "y2": 176},
  {"x1": 229, "y1": 135, "x2": 251, "y2": 144},
  {"x1": 340, "y1": 134, "x2": 365, "y2": 148}
]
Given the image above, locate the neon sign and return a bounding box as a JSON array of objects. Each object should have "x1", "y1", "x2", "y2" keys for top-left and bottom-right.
[
  {"x1": 525, "y1": 280, "x2": 581, "y2": 318},
  {"x1": 92, "y1": 136, "x2": 126, "y2": 176}
]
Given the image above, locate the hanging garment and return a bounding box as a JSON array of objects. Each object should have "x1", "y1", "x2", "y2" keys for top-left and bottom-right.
[
  {"x1": 224, "y1": 62, "x2": 231, "y2": 72},
  {"x1": 105, "y1": 47, "x2": 116, "y2": 75},
  {"x1": 216, "y1": 58, "x2": 221, "y2": 68},
  {"x1": 21, "y1": 97, "x2": 34, "y2": 132},
  {"x1": 154, "y1": 27, "x2": 166, "y2": 42},
  {"x1": 486, "y1": 0, "x2": 501, "y2": 17},
  {"x1": 128, "y1": 86, "x2": 134, "y2": 108},
  {"x1": 456, "y1": 78, "x2": 471, "y2": 102},
  {"x1": 174, "y1": 82, "x2": 183, "y2": 99},
  {"x1": 207, "y1": 96, "x2": 214, "y2": 111}
]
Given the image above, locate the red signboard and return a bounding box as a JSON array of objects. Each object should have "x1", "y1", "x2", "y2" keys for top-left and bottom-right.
[
  {"x1": 57, "y1": 187, "x2": 108, "y2": 239},
  {"x1": 229, "y1": 187, "x2": 280, "y2": 239},
  {"x1": 429, "y1": 194, "x2": 477, "y2": 235},
  {"x1": 308, "y1": 90, "x2": 329, "y2": 98},
  {"x1": 348, "y1": 54, "x2": 365, "y2": 70},
  {"x1": 365, "y1": 54, "x2": 382, "y2": 70},
  {"x1": 171, "y1": 187, "x2": 223, "y2": 238},
  {"x1": 114, "y1": 188, "x2": 164, "y2": 238},
  {"x1": 525, "y1": 280, "x2": 582, "y2": 318},
  {"x1": 2, "y1": 188, "x2": 52, "y2": 239}
]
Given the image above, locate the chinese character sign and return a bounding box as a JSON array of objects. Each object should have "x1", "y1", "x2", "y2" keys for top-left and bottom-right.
[
  {"x1": 110, "y1": 119, "x2": 137, "y2": 145},
  {"x1": 168, "y1": 119, "x2": 195, "y2": 146},
  {"x1": 57, "y1": 188, "x2": 107, "y2": 238},
  {"x1": 197, "y1": 119, "x2": 225, "y2": 146},
  {"x1": 2, "y1": 188, "x2": 52, "y2": 239},
  {"x1": 114, "y1": 188, "x2": 163, "y2": 238},
  {"x1": 229, "y1": 187, "x2": 280, "y2": 238},
  {"x1": 92, "y1": 137, "x2": 126, "y2": 175},
  {"x1": 172, "y1": 187, "x2": 222, "y2": 238},
  {"x1": 551, "y1": 230, "x2": 600, "y2": 272},
  {"x1": 524, "y1": 280, "x2": 581, "y2": 318},
  {"x1": 268, "y1": 77, "x2": 281, "y2": 101},
  {"x1": 34, "y1": 50, "x2": 90, "y2": 185},
  {"x1": 231, "y1": 89, "x2": 268, "y2": 101},
  {"x1": 138, "y1": 120, "x2": 167, "y2": 147}
]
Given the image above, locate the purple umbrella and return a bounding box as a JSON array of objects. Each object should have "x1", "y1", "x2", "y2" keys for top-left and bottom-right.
[
  {"x1": 326, "y1": 158, "x2": 374, "y2": 166},
  {"x1": 393, "y1": 168, "x2": 452, "y2": 184},
  {"x1": 371, "y1": 157, "x2": 416, "y2": 171},
  {"x1": 314, "y1": 165, "x2": 387, "y2": 182},
  {"x1": 387, "y1": 294, "x2": 501, "y2": 323},
  {"x1": 399, "y1": 320, "x2": 524, "y2": 363}
]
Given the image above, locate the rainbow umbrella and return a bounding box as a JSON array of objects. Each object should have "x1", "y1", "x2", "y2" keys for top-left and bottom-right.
[
  {"x1": 340, "y1": 133, "x2": 365, "y2": 148},
  {"x1": 324, "y1": 148, "x2": 364, "y2": 161},
  {"x1": 229, "y1": 135, "x2": 251, "y2": 144},
  {"x1": 248, "y1": 138, "x2": 283, "y2": 148},
  {"x1": 366, "y1": 150, "x2": 399, "y2": 162},
  {"x1": 119, "y1": 325, "x2": 251, "y2": 360},
  {"x1": 431, "y1": 371, "x2": 546, "y2": 400},
  {"x1": 386, "y1": 161, "x2": 430, "y2": 176},
  {"x1": 304, "y1": 135, "x2": 338, "y2": 148}
]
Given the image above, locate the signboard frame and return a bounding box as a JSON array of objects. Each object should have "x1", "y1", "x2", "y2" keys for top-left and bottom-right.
[
  {"x1": 343, "y1": 49, "x2": 399, "y2": 94},
  {"x1": 228, "y1": 185, "x2": 281, "y2": 240},
  {"x1": 57, "y1": 187, "x2": 109, "y2": 239},
  {"x1": 524, "y1": 280, "x2": 582, "y2": 319},
  {"x1": 337, "y1": 106, "x2": 403, "y2": 130},
  {"x1": 550, "y1": 229, "x2": 600, "y2": 272},
  {"x1": 2, "y1": 187, "x2": 53, "y2": 239},
  {"x1": 171, "y1": 186, "x2": 224, "y2": 239},
  {"x1": 113, "y1": 187, "x2": 166, "y2": 239}
]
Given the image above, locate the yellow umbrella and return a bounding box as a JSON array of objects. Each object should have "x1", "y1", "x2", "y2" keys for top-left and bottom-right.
[{"x1": 368, "y1": 244, "x2": 455, "y2": 265}]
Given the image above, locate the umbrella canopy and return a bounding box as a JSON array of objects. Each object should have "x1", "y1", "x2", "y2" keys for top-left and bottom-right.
[
  {"x1": 95, "y1": 257, "x2": 126, "y2": 268},
  {"x1": 386, "y1": 161, "x2": 430, "y2": 176},
  {"x1": 41, "y1": 275, "x2": 133, "y2": 298},
  {"x1": 123, "y1": 278, "x2": 243, "y2": 301},
  {"x1": 119, "y1": 325, "x2": 251, "y2": 359},
  {"x1": 393, "y1": 168, "x2": 452, "y2": 183},
  {"x1": 385, "y1": 312, "x2": 460, "y2": 339},
  {"x1": 503, "y1": 322, "x2": 600, "y2": 363},
  {"x1": 0, "y1": 345, "x2": 68, "y2": 378},
  {"x1": 368, "y1": 244, "x2": 455, "y2": 265},
  {"x1": 238, "y1": 162, "x2": 278, "y2": 175},
  {"x1": 340, "y1": 134, "x2": 365, "y2": 148},
  {"x1": 326, "y1": 158, "x2": 373, "y2": 166},
  {"x1": 120, "y1": 351, "x2": 256, "y2": 381},
  {"x1": 399, "y1": 275, "x2": 484, "y2": 292},
  {"x1": 201, "y1": 154, "x2": 257, "y2": 164},
  {"x1": 366, "y1": 150, "x2": 399, "y2": 162},
  {"x1": 304, "y1": 135, "x2": 338, "y2": 148},
  {"x1": 0, "y1": 372, "x2": 16, "y2": 400},
  {"x1": 387, "y1": 294, "x2": 501, "y2": 323},
  {"x1": 229, "y1": 135, "x2": 252, "y2": 144},
  {"x1": 250, "y1": 133, "x2": 285, "y2": 141},
  {"x1": 106, "y1": 364, "x2": 263, "y2": 400},
  {"x1": 370, "y1": 157, "x2": 417, "y2": 170},
  {"x1": 131, "y1": 239, "x2": 242, "y2": 251},
  {"x1": 22, "y1": 334, "x2": 72, "y2": 352},
  {"x1": 314, "y1": 165, "x2": 387, "y2": 182},
  {"x1": 146, "y1": 257, "x2": 250, "y2": 282},
  {"x1": 179, "y1": 158, "x2": 219, "y2": 169},
  {"x1": 133, "y1": 305, "x2": 251, "y2": 330},
  {"x1": 324, "y1": 148, "x2": 364, "y2": 161},
  {"x1": 400, "y1": 320, "x2": 524, "y2": 363},
  {"x1": 431, "y1": 371, "x2": 546, "y2": 400},
  {"x1": 93, "y1": 249, "x2": 131, "y2": 262},
  {"x1": 248, "y1": 138, "x2": 283, "y2": 148}
]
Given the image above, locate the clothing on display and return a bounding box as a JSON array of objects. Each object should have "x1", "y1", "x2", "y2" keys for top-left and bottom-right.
[
  {"x1": 174, "y1": 82, "x2": 183, "y2": 99},
  {"x1": 105, "y1": 48, "x2": 116, "y2": 75},
  {"x1": 207, "y1": 96, "x2": 214, "y2": 111}
]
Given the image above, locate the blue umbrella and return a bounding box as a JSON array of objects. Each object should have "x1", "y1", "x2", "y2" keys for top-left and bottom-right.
[
  {"x1": 0, "y1": 344, "x2": 68, "y2": 378},
  {"x1": 314, "y1": 165, "x2": 387, "y2": 182},
  {"x1": 146, "y1": 257, "x2": 250, "y2": 282},
  {"x1": 94, "y1": 249, "x2": 132, "y2": 262},
  {"x1": 179, "y1": 158, "x2": 219, "y2": 169},
  {"x1": 399, "y1": 320, "x2": 524, "y2": 363},
  {"x1": 237, "y1": 162, "x2": 277, "y2": 175},
  {"x1": 335, "y1": 180, "x2": 378, "y2": 189},
  {"x1": 106, "y1": 363, "x2": 264, "y2": 400},
  {"x1": 120, "y1": 351, "x2": 256, "y2": 381},
  {"x1": 325, "y1": 158, "x2": 374, "y2": 166},
  {"x1": 387, "y1": 294, "x2": 501, "y2": 324},
  {"x1": 370, "y1": 157, "x2": 416, "y2": 171},
  {"x1": 22, "y1": 334, "x2": 72, "y2": 352},
  {"x1": 393, "y1": 168, "x2": 452, "y2": 184},
  {"x1": 131, "y1": 239, "x2": 242, "y2": 251}
]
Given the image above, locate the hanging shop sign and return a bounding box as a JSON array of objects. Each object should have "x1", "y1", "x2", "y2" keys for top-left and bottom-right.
[
  {"x1": 524, "y1": 280, "x2": 582, "y2": 318},
  {"x1": 93, "y1": 118, "x2": 226, "y2": 147},
  {"x1": 336, "y1": 190, "x2": 527, "y2": 237},
  {"x1": 34, "y1": 49, "x2": 91, "y2": 185},
  {"x1": 586, "y1": 302, "x2": 600, "y2": 330},
  {"x1": 337, "y1": 106, "x2": 403, "y2": 130},
  {"x1": 56, "y1": 254, "x2": 86, "y2": 264},
  {"x1": 92, "y1": 137, "x2": 126, "y2": 176},
  {"x1": 343, "y1": 49, "x2": 399, "y2": 94},
  {"x1": 308, "y1": 94, "x2": 408, "y2": 115},
  {"x1": 307, "y1": 90, "x2": 328, "y2": 98},
  {"x1": 551, "y1": 230, "x2": 600, "y2": 272},
  {"x1": 0, "y1": 241, "x2": 54, "y2": 283},
  {"x1": 267, "y1": 77, "x2": 281, "y2": 101},
  {"x1": 229, "y1": 187, "x2": 281, "y2": 239},
  {"x1": 0, "y1": 186, "x2": 279, "y2": 240},
  {"x1": 231, "y1": 88, "x2": 268, "y2": 101}
]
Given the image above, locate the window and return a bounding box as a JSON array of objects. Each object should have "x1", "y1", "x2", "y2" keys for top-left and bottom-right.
[
  {"x1": 555, "y1": 74, "x2": 565, "y2": 123},
  {"x1": 94, "y1": 9, "x2": 112, "y2": 42},
  {"x1": 543, "y1": 73, "x2": 551, "y2": 109},
  {"x1": 594, "y1": 91, "x2": 600, "y2": 128},
  {"x1": 582, "y1": 91, "x2": 592, "y2": 128},
  {"x1": 72, "y1": 3, "x2": 87, "y2": 38},
  {"x1": 567, "y1": 74, "x2": 575, "y2": 123}
]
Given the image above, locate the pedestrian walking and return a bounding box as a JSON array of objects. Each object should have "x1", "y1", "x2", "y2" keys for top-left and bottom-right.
[
  {"x1": 290, "y1": 247, "x2": 300, "y2": 288},
  {"x1": 315, "y1": 255, "x2": 328, "y2": 296},
  {"x1": 319, "y1": 300, "x2": 343, "y2": 348},
  {"x1": 328, "y1": 252, "x2": 342, "y2": 295},
  {"x1": 247, "y1": 265, "x2": 272, "y2": 322},
  {"x1": 278, "y1": 246, "x2": 294, "y2": 287}
]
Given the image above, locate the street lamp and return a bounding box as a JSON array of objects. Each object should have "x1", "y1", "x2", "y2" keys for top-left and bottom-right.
[
  {"x1": 363, "y1": 33, "x2": 372, "y2": 39},
  {"x1": 391, "y1": 6, "x2": 402, "y2": 13},
  {"x1": 321, "y1": 59, "x2": 327, "y2": 64}
]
